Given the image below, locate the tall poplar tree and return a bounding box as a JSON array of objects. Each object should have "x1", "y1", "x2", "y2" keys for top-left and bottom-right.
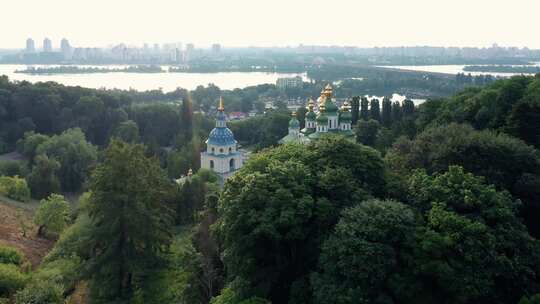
[
  {"x1": 382, "y1": 97, "x2": 392, "y2": 127},
  {"x1": 360, "y1": 97, "x2": 369, "y2": 121},
  {"x1": 370, "y1": 99, "x2": 381, "y2": 122},
  {"x1": 180, "y1": 96, "x2": 194, "y2": 142},
  {"x1": 351, "y1": 96, "x2": 360, "y2": 125}
]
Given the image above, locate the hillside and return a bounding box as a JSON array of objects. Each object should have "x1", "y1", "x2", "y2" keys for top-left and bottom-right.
[{"x1": 0, "y1": 197, "x2": 54, "y2": 268}]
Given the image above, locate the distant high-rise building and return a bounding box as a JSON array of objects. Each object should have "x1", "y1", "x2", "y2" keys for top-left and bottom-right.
[
  {"x1": 276, "y1": 76, "x2": 303, "y2": 89},
  {"x1": 60, "y1": 38, "x2": 72, "y2": 59},
  {"x1": 174, "y1": 48, "x2": 181, "y2": 62},
  {"x1": 212, "y1": 43, "x2": 221, "y2": 53},
  {"x1": 186, "y1": 43, "x2": 195, "y2": 52},
  {"x1": 43, "y1": 38, "x2": 52, "y2": 52},
  {"x1": 25, "y1": 38, "x2": 35, "y2": 53}
]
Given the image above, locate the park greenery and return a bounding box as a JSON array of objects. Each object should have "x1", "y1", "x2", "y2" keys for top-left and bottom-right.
[{"x1": 0, "y1": 73, "x2": 539, "y2": 303}]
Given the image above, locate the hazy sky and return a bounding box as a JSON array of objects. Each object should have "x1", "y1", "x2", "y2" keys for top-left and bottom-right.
[{"x1": 2, "y1": 0, "x2": 540, "y2": 49}]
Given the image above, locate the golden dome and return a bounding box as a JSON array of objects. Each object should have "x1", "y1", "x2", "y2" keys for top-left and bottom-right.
[
  {"x1": 321, "y1": 84, "x2": 333, "y2": 98},
  {"x1": 342, "y1": 100, "x2": 351, "y2": 111}
]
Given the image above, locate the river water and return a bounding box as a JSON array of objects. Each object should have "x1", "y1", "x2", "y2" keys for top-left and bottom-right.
[
  {"x1": 380, "y1": 62, "x2": 540, "y2": 77},
  {"x1": 0, "y1": 64, "x2": 308, "y2": 91}
]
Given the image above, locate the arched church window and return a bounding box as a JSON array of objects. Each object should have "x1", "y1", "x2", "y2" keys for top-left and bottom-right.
[
  {"x1": 210, "y1": 160, "x2": 214, "y2": 169},
  {"x1": 211, "y1": 147, "x2": 215, "y2": 153},
  {"x1": 229, "y1": 147, "x2": 232, "y2": 152},
  {"x1": 219, "y1": 148, "x2": 223, "y2": 153},
  {"x1": 230, "y1": 158, "x2": 235, "y2": 171}
]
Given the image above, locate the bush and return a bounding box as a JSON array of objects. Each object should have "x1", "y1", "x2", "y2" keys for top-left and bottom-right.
[
  {"x1": 0, "y1": 176, "x2": 31, "y2": 202},
  {"x1": 34, "y1": 194, "x2": 70, "y2": 237},
  {"x1": 210, "y1": 287, "x2": 270, "y2": 304},
  {"x1": 0, "y1": 264, "x2": 27, "y2": 297},
  {"x1": 14, "y1": 280, "x2": 63, "y2": 304},
  {"x1": 0, "y1": 245, "x2": 24, "y2": 266},
  {"x1": 0, "y1": 161, "x2": 28, "y2": 178},
  {"x1": 33, "y1": 257, "x2": 81, "y2": 293}
]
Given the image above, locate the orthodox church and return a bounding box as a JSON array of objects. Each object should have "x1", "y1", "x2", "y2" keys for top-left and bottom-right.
[
  {"x1": 200, "y1": 97, "x2": 244, "y2": 179},
  {"x1": 280, "y1": 84, "x2": 354, "y2": 144}
]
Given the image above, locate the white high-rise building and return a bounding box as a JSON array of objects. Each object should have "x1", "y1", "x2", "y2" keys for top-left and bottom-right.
[
  {"x1": 60, "y1": 38, "x2": 72, "y2": 59},
  {"x1": 43, "y1": 38, "x2": 52, "y2": 52},
  {"x1": 25, "y1": 38, "x2": 35, "y2": 53}
]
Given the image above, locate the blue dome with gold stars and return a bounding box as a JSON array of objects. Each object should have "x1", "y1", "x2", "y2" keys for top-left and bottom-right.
[
  {"x1": 206, "y1": 97, "x2": 237, "y2": 146},
  {"x1": 207, "y1": 127, "x2": 237, "y2": 146}
]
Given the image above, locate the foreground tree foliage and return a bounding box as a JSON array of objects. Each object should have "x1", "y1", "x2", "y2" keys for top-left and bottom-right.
[
  {"x1": 85, "y1": 140, "x2": 174, "y2": 303},
  {"x1": 385, "y1": 123, "x2": 540, "y2": 236},
  {"x1": 407, "y1": 167, "x2": 540, "y2": 304},
  {"x1": 218, "y1": 137, "x2": 386, "y2": 303},
  {"x1": 312, "y1": 167, "x2": 540, "y2": 304},
  {"x1": 312, "y1": 200, "x2": 416, "y2": 304}
]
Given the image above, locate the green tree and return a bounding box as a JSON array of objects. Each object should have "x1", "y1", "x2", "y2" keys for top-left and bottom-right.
[
  {"x1": 0, "y1": 176, "x2": 30, "y2": 202},
  {"x1": 27, "y1": 154, "x2": 60, "y2": 199},
  {"x1": 406, "y1": 166, "x2": 540, "y2": 304},
  {"x1": 386, "y1": 123, "x2": 540, "y2": 236},
  {"x1": 74, "y1": 95, "x2": 105, "y2": 144},
  {"x1": 312, "y1": 200, "x2": 416, "y2": 304},
  {"x1": 369, "y1": 98, "x2": 380, "y2": 122},
  {"x1": 181, "y1": 97, "x2": 194, "y2": 142},
  {"x1": 381, "y1": 97, "x2": 392, "y2": 127},
  {"x1": 114, "y1": 120, "x2": 140, "y2": 143},
  {"x1": 506, "y1": 98, "x2": 540, "y2": 148},
  {"x1": 355, "y1": 119, "x2": 380, "y2": 147},
  {"x1": 85, "y1": 140, "x2": 173, "y2": 302},
  {"x1": 391, "y1": 100, "x2": 402, "y2": 123},
  {"x1": 360, "y1": 97, "x2": 369, "y2": 121},
  {"x1": 34, "y1": 194, "x2": 70, "y2": 237},
  {"x1": 36, "y1": 128, "x2": 97, "y2": 192},
  {"x1": 218, "y1": 138, "x2": 386, "y2": 303},
  {"x1": 16, "y1": 131, "x2": 49, "y2": 165},
  {"x1": 350, "y1": 96, "x2": 360, "y2": 125},
  {"x1": 402, "y1": 99, "x2": 415, "y2": 117}
]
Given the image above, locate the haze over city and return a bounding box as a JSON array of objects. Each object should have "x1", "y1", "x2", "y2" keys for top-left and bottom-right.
[{"x1": 2, "y1": 0, "x2": 540, "y2": 49}]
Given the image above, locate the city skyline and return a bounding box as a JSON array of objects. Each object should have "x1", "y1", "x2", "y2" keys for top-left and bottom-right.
[{"x1": 2, "y1": 0, "x2": 540, "y2": 49}]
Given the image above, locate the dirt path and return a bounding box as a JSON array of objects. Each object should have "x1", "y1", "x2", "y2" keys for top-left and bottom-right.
[{"x1": 0, "y1": 201, "x2": 54, "y2": 268}]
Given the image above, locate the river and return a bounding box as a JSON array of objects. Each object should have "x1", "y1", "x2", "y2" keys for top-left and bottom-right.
[
  {"x1": 0, "y1": 64, "x2": 308, "y2": 91},
  {"x1": 380, "y1": 62, "x2": 540, "y2": 77}
]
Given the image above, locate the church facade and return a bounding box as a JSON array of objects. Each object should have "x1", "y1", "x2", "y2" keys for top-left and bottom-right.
[
  {"x1": 201, "y1": 97, "x2": 243, "y2": 179},
  {"x1": 280, "y1": 84, "x2": 354, "y2": 144}
]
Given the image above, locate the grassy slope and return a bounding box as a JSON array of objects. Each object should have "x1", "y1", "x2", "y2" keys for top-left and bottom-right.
[{"x1": 0, "y1": 196, "x2": 54, "y2": 268}]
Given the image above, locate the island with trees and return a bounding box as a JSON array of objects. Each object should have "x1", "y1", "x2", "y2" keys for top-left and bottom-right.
[{"x1": 14, "y1": 65, "x2": 165, "y2": 74}]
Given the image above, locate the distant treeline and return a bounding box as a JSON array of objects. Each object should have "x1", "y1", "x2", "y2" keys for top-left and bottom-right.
[{"x1": 463, "y1": 65, "x2": 540, "y2": 74}]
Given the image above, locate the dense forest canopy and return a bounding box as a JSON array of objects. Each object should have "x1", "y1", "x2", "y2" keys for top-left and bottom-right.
[{"x1": 0, "y1": 74, "x2": 539, "y2": 303}]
